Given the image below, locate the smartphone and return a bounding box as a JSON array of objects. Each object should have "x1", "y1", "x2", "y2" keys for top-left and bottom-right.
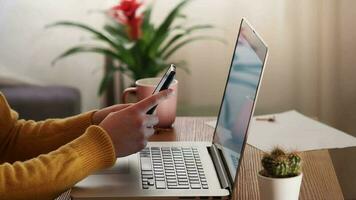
[{"x1": 146, "y1": 64, "x2": 176, "y2": 114}]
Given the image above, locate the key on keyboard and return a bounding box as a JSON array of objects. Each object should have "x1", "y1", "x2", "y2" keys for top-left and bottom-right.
[{"x1": 140, "y1": 147, "x2": 208, "y2": 190}]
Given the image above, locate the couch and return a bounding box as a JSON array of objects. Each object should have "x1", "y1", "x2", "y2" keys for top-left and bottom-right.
[{"x1": 0, "y1": 84, "x2": 81, "y2": 121}]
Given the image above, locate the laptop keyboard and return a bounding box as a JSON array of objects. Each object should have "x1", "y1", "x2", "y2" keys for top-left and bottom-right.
[{"x1": 140, "y1": 147, "x2": 209, "y2": 190}]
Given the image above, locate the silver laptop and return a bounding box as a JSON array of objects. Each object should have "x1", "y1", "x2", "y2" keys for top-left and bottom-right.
[{"x1": 71, "y1": 18, "x2": 268, "y2": 199}]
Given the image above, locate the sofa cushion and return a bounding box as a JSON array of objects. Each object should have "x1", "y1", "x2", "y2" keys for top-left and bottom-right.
[{"x1": 0, "y1": 85, "x2": 81, "y2": 120}]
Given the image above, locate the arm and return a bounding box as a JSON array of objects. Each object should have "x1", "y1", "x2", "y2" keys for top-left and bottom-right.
[
  {"x1": 0, "y1": 93, "x2": 96, "y2": 162},
  {"x1": 0, "y1": 90, "x2": 172, "y2": 199},
  {"x1": 0, "y1": 126, "x2": 116, "y2": 200},
  {"x1": 0, "y1": 92, "x2": 135, "y2": 162}
]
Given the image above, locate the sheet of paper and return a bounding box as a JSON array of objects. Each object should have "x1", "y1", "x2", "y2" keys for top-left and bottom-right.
[{"x1": 206, "y1": 110, "x2": 356, "y2": 152}]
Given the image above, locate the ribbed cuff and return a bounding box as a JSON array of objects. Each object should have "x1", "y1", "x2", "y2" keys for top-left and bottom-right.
[
  {"x1": 62, "y1": 110, "x2": 98, "y2": 134},
  {"x1": 72, "y1": 125, "x2": 116, "y2": 172}
]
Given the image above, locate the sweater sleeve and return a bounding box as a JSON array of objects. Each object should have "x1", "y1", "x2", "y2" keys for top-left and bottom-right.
[
  {"x1": 0, "y1": 93, "x2": 97, "y2": 163},
  {"x1": 0, "y1": 126, "x2": 116, "y2": 200}
]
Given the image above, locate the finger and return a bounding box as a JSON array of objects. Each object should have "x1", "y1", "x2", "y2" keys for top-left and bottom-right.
[
  {"x1": 112, "y1": 103, "x2": 133, "y2": 112},
  {"x1": 132, "y1": 89, "x2": 174, "y2": 113},
  {"x1": 102, "y1": 103, "x2": 132, "y2": 114},
  {"x1": 143, "y1": 115, "x2": 159, "y2": 127},
  {"x1": 143, "y1": 127, "x2": 155, "y2": 138}
]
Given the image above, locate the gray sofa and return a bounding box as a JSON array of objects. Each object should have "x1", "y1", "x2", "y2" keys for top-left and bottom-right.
[{"x1": 0, "y1": 84, "x2": 81, "y2": 121}]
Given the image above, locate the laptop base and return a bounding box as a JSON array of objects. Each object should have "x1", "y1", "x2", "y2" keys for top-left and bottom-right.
[{"x1": 71, "y1": 142, "x2": 230, "y2": 199}]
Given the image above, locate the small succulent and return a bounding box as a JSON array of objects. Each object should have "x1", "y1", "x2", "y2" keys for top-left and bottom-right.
[{"x1": 260, "y1": 147, "x2": 302, "y2": 178}]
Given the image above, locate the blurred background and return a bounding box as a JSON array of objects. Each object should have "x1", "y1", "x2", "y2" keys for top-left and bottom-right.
[{"x1": 0, "y1": 0, "x2": 355, "y2": 199}]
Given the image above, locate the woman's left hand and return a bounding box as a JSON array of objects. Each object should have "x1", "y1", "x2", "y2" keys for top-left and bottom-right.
[{"x1": 92, "y1": 103, "x2": 133, "y2": 125}]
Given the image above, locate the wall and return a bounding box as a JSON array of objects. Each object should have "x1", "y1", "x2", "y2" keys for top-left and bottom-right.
[
  {"x1": 0, "y1": 0, "x2": 321, "y2": 115},
  {"x1": 0, "y1": 0, "x2": 302, "y2": 114},
  {"x1": 1, "y1": 0, "x2": 356, "y2": 198},
  {"x1": 0, "y1": 0, "x2": 116, "y2": 111},
  {"x1": 330, "y1": 0, "x2": 356, "y2": 199},
  {"x1": 153, "y1": 0, "x2": 313, "y2": 116}
]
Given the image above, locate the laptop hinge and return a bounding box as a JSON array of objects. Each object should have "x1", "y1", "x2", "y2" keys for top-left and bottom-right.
[{"x1": 208, "y1": 144, "x2": 232, "y2": 191}]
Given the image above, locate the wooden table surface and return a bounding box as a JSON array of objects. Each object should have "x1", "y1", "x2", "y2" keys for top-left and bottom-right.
[{"x1": 151, "y1": 117, "x2": 344, "y2": 200}]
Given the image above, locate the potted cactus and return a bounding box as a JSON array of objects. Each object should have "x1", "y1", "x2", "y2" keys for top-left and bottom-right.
[{"x1": 257, "y1": 148, "x2": 303, "y2": 200}]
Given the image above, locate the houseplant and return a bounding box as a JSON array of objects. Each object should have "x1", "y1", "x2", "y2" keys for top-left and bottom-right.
[
  {"x1": 48, "y1": 0, "x2": 221, "y2": 96},
  {"x1": 258, "y1": 147, "x2": 303, "y2": 200}
]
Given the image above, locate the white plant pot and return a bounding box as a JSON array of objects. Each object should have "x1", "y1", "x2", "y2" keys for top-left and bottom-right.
[{"x1": 258, "y1": 172, "x2": 303, "y2": 200}]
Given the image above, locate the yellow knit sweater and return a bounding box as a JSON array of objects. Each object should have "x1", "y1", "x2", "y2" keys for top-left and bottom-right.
[{"x1": 0, "y1": 93, "x2": 116, "y2": 200}]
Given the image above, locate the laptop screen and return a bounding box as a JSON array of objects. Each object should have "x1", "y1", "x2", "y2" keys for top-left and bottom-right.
[{"x1": 213, "y1": 19, "x2": 267, "y2": 183}]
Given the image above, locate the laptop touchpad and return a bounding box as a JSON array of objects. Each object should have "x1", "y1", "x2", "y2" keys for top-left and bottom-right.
[{"x1": 95, "y1": 158, "x2": 129, "y2": 174}]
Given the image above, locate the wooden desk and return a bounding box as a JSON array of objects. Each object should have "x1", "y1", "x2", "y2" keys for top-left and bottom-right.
[{"x1": 151, "y1": 117, "x2": 344, "y2": 200}]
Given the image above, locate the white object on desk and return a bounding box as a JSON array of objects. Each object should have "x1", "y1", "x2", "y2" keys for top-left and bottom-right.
[{"x1": 206, "y1": 110, "x2": 356, "y2": 152}]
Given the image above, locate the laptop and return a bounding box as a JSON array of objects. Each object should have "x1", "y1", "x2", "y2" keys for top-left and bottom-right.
[{"x1": 71, "y1": 18, "x2": 268, "y2": 199}]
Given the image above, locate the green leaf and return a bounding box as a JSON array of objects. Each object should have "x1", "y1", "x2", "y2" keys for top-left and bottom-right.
[
  {"x1": 159, "y1": 33, "x2": 185, "y2": 55},
  {"x1": 140, "y1": 4, "x2": 155, "y2": 46},
  {"x1": 46, "y1": 21, "x2": 120, "y2": 49},
  {"x1": 47, "y1": 21, "x2": 138, "y2": 67},
  {"x1": 163, "y1": 36, "x2": 225, "y2": 59},
  {"x1": 185, "y1": 24, "x2": 214, "y2": 33},
  {"x1": 142, "y1": 4, "x2": 153, "y2": 28},
  {"x1": 103, "y1": 23, "x2": 129, "y2": 43},
  {"x1": 141, "y1": 23, "x2": 155, "y2": 46},
  {"x1": 159, "y1": 24, "x2": 215, "y2": 56},
  {"x1": 176, "y1": 13, "x2": 188, "y2": 19},
  {"x1": 51, "y1": 46, "x2": 121, "y2": 65},
  {"x1": 146, "y1": 0, "x2": 190, "y2": 57},
  {"x1": 147, "y1": 58, "x2": 168, "y2": 76},
  {"x1": 171, "y1": 24, "x2": 185, "y2": 31}
]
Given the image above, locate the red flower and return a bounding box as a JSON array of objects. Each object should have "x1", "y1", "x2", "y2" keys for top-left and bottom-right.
[{"x1": 109, "y1": 0, "x2": 143, "y2": 40}]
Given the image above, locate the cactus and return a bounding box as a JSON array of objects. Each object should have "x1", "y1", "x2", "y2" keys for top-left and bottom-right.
[{"x1": 261, "y1": 147, "x2": 302, "y2": 178}]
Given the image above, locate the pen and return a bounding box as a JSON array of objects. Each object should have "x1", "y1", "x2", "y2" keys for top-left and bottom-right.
[{"x1": 256, "y1": 115, "x2": 276, "y2": 122}]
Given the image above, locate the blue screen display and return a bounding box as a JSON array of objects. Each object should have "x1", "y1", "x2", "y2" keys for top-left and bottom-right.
[{"x1": 213, "y1": 20, "x2": 267, "y2": 181}]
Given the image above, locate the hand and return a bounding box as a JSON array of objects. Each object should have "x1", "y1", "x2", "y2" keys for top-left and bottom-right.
[
  {"x1": 92, "y1": 103, "x2": 133, "y2": 125},
  {"x1": 99, "y1": 89, "x2": 174, "y2": 157}
]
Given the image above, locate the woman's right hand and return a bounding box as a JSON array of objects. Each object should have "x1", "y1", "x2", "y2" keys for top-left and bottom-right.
[{"x1": 99, "y1": 89, "x2": 174, "y2": 157}]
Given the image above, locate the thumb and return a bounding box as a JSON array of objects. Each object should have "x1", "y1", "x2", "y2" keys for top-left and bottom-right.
[{"x1": 131, "y1": 89, "x2": 174, "y2": 113}]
